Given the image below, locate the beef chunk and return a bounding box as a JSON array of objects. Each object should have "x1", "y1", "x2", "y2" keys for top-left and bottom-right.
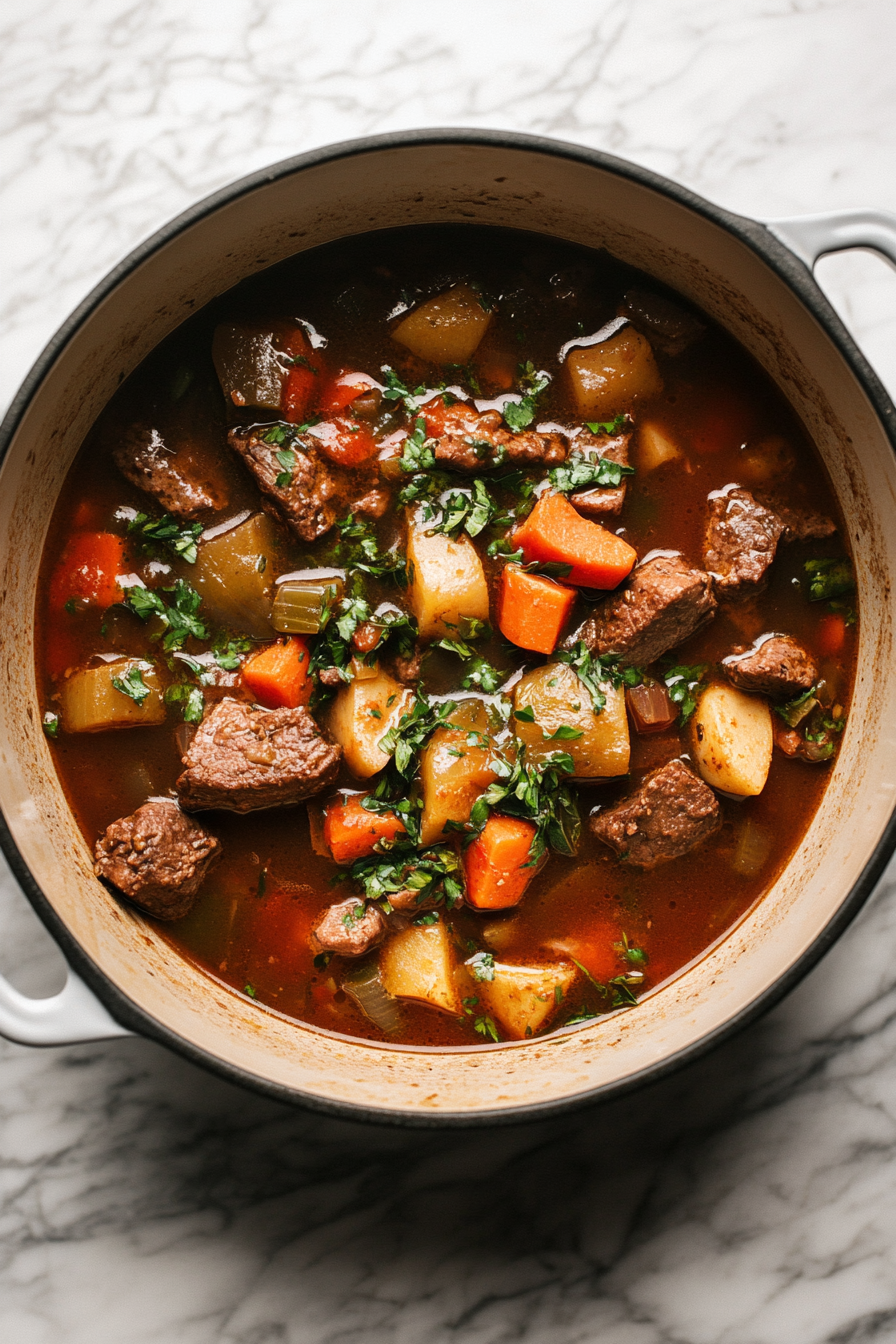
[
  {"x1": 310, "y1": 898, "x2": 387, "y2": 957},
  {"x1": 620, "y1": 289, "x2": 705, "y2": 355},
  {"x1": 569, "y1": 425, "x2": 632, "y2": 517},
  {"x1": 576, "y1": 554, "x2": 716, "y2": 665},
  {"x1": 94, "y1": 800, "x2": 221, "y2": 919},
  {"x1": 177, "y1": 697, "x2": 340, "y2": 813},
  {"x1": 590, "y1": 759, "x2": 721, "y2": 868},
  {"x1": 724, "y1": 634, "x2": 817, "y2": 698},
  {"x1": 775, "y1": 505, "x2": 837, "y2": 543},
  {"x1": 388, "y1": 643, "x2": 425, "y2": 685},
  {"x1": 228, "y1": 426, "x2": 340, "y2": 541},
  {"x1": 424, "y1": 400, "x2": 568, "y2": 472},
  {"x1": 114, "y1": 426, "x2": 227, "y2": 518},
  {"x1": 704, "y1": 487, "x2": 785, "y2": 599}
]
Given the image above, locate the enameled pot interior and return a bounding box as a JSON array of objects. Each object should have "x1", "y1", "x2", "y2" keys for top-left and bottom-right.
[{"x1": 1, "y1": 139, "x2": 894, "y2": 1120}]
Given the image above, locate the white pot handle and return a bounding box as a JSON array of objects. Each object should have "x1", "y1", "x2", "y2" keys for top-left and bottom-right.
[
  {"x1": 767, "y1": 208, "x2": 896, "y2": 271},
  {"x1": 0, "y1": 964, "x2": 132, "y2": 1045}
]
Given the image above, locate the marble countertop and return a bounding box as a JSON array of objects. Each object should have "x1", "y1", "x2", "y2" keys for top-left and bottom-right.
[{"x1": 4, "y1": 1, "x2": 896, "y2": 1339}]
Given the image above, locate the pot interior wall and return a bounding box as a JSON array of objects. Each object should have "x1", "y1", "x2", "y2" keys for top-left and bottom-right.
[{"x1": 0, "y1": 140, "x2": 893, "y2": 1118}]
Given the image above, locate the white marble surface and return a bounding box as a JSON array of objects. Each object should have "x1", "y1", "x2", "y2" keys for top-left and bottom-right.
[{"x1": 4, "y1": 1, "x2": 896, "y2": 1339}]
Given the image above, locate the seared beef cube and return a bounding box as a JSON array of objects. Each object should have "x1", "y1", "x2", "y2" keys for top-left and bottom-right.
[
  {"x1": 591, "y1": 759, "x2": 721, "y2": 867},
  {"x1": 228, "y1": 426, "x2": 339, "y2": 542},
  {"x1": 775, "y1": 505, "x2": 836, "y2": 543},
  {"x1": 569, "y1": 424, "x2": 632, "y2": 517},
  {"x1": 704, "y1": 487, "x2": 785, "y2": 599},
  {"x1": 177, "y1": 697, "x2": 340, "y2": 813},
  {"x1": 724, "y1": 635, "x2": 817, "y2": 698},
  {"x1": 310, "y1": 898, "x2": 387, "y2": 957},
  {"x1": 576, "y1": 554, "x2": 716, "y2": 665},
  {"x1": 388, "y1": 643, "x2": 425, "y2": 685},
  {"x1": 114, "y1": 425, "x2": 227, "y2": 518},
  {"x1": 425, "y1": 400, "x2": 568, "y2": 472},
  {"x1": 94, "y1": 799, "x2": 221, "y2": 919}
]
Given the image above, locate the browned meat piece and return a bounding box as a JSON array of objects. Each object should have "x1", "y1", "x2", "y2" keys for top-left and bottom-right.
[
  {"x1": 351, "y1": 486, "x2": 390, "y2": 519},
  {"x1": 94, "y1": 799, "x2": 221, "y2": 919},
  {"x1": 576, "y1": 554, "x2": 716, "y2": 665},
  {"x1": 775, "y1": 505, "x2": 837, "y2": 543},
  {"x1": 114, "y1": 426, "x2": 227, "y2": 518},
  {"x1": 310, "y1": 897, "x2": 387, "y2": 957},
  {"x1": 703, "y1": 487, "x2": 785, "y2": 599},
  {"x1": 591, "y1": 759, "x2": 721, "y2": 868},
  {"x1": 569, "y1": 425, "x2": 632, "y2": 517},
  {"x1": 620, "y1": 289, "x2": 705, "y2": 355},
  {"x1": 317, "y1": 666, "x2": 348, "y2": 687},
  {"x1": 724, "y1": 635, "x2": 817, "y2": 698},
  {"x1": 177, "y1": 697, "x2": 340, "y2": 813},
  {"x1": 388, "y1": 643, "x2": 425, "y2": 685},
  {"x1": 773, "y1": 719, "x2": 835, "y2": 763},
  {"x1": 228, "y1": 426, "x2": 339, "y2": 542},
  {"x1": 422, "y1": 399, "x2": 568, "y2": 472}
]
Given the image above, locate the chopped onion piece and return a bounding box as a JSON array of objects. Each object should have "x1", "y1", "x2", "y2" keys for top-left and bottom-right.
[
  {"x1": 625, "y1": 681, "x2": 677, "y2": 734},
  {"x1": 341, "y1": 960, "x2": 404, "y2": 1035}
]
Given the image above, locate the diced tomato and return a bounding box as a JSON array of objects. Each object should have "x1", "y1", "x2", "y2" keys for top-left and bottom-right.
[
  {"x1": 311, "y1": 416, "x2": 378, "y2": 466},
  {"x1": 319, "y1": 370, "x2": 379, "y2": 415},
  {"x1": 48, "y1": 532, "x2": 127, "y2": 612},
  {"x1": 817, "y1": 613, "x2": 847, "y2": 656},
  {"x1": 279, "y1": 327, "x2": 323, "y2": 424}
]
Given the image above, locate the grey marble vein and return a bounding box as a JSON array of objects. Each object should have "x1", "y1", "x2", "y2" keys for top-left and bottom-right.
[{"x1": 3, "y1": 1, "x2": 896, "y2": 1340}]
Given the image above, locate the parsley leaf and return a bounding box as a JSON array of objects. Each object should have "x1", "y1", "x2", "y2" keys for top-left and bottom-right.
[
  {"x1": 125, "y1": 580, "x2": 208, "y2": 652},
  {"x1": 336, "y1": 515, "x2": 407, "y2": 584},
  {"x1": 42, "y1": 711, "x2": 60, "y2": 739},
  {"x1": 164, "y1": 682, "x2": 205, "y2": 723},
  {"x1": 348, "y1": 843, "x2": 464, "y2": 910},
  {"x1": 399, "y1": 416, "x2": 437, "y2": 473},
  {"x1": 585, "y1": 414, "x2": 626, "y2": 435},
  {"x1": 502, "y1": 362, "x2": 550, "y2": 432},
  {"x1": 381, "y1": 366, "x2": 428, "y2": 414},
  {"x1": 468, "y1": 746, "x2": 581, "y2": 862},
  {"x1": 662, "y1": 664, "x2": 708, "y2": 724},
  {"x1": 378, "y1": 693, "x2": 458, "y2": 778},
  {"x1": 548, "y1": 452, "x2": 634, "y2": 496},
  {"x1": 553, "y1": 642, "x2": 642, "y2": 715},
  {"x1": 805, "y1": 557, "x2": 854, "y2": 602},
  {"x1": 112, "y1": 662, "x2": 153, "y2": 706},
  {"x1": 128, "y1": 512, "x2": 203, "y2": 565},
  {"x1": 467, "y1": 951, "x2": 496, "y2": 983}
]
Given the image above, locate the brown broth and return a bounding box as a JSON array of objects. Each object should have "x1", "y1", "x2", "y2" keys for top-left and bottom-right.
[{"x1": 35, "y1": 225, "x2": 855, "y2": 1048}]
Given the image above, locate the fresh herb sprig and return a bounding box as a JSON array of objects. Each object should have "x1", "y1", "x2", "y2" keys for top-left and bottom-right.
[
  {"x1": 111, "y1": 662, "x2": 154, "y2": 706},
  {"x1": 125, "y1": 579, "x2": 208, "y2": 652},
  {"x1": 548, "y1": 452, "x2": 634, "y2": 496},
  {"x1": 805, "y1": 557, "x2": 854, "y2": 603},
  {"x1": 347, "y1": 843, "x2": 463, "y2": 911},
  {"x1": 554, "y1": 642, "x2": 642, "y2": 715},
  {"x1": 503, "y1": 361, "x2": 551, "y2": 432},
  {"x1": 468, "y1": 746, "x2": 581, "y2": 862},
  {"x1": 662, "y1": 664, "x2": 708, "y2": 724},
  {"x1": 336, "y1": 515, "x2": 407, "y2": 584},
  {"x1": 128, "y1": 513, "x2": 203, "y2": 565}
]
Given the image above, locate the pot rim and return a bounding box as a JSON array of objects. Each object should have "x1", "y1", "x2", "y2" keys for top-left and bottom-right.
[{"x1": 2, "y1": 126, "x2": 895, "y2": 1128}]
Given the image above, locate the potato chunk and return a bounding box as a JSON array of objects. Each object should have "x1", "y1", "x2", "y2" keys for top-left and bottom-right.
[
  {"x1": 513, "y1": 662, "x2": 629, "y2": 777},
  {"x1": 380, "y1": 920, "x2": 460, "y2": 1014},
  {"x1": 566, "y1": 327, "x2": 662, "y2": 422},
  {"x1": 407, "y1": 513, "x2": 489, "y2": 640},
  {"x1": 690, "y1": 682, "x2": 773, "y2": 797},
  {"x1": 326, "y1": 669, "x2": 413, "y2": 779},
  {"x1": 419, "y1": 699, "x2": 499, "y2": 845},
  {"x1": 193, "y1": 512, "x2": 279, "y2": 639},
  {"x1": 478, "y1": 960, "x2": 577, "y2": 1040},
  {"x1": 392, "y1": 284, "x2": 492, "y2": 365},
  {"x1": 636, "y1": 420, "x2": 682, "y2": 472},
  {"x1": 59, "y1": 660, "x2": 166, "y2": 733}
]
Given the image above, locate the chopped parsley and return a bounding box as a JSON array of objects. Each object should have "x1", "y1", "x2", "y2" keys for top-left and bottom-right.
[
  {"x1": 381, "y1": 366, "x2": 428, "y2": 415},
  {"x1": 585, "y1": 414, "x2": 626, "y2": 436},
  {"x1": 377, "y1": 693, "x2": 458, "y2": 778},
  {"x1": 805, "y1": 557, "x2": 854, "y2": 602},
  {"x1": 274, "y1": 447, "x2": 296, "y2": 488},
  {"x1": 348, "y1": 843, "x2": 464, "y2": 911},
  {"x1": 468, "y1": 746, "x2": 581, "y2": 862},
  {"x1": 553, "y1": 642, "x2": 641, "y2": 715},
  {"x1": 548, "y1": 451, "x2": 634, "y2": 496},
  {"x1": 112, "y1": 662, "x2": 153, "y2": 706},
  {"x1": 467, "y1": 951, "x2": 496, "y2": 983},
  {"x1": 336, "y1": 515, "x2": 407, "y2": 584},
  {"x1": 42, "y1": 711, "x2": 60, "y2": 739},
  {"x1": 125, "y1": 579, "x2": 208, "y2": 652},
  {"x1": 399, "y1": 416, "x2": 436, "y2": 473},
  {"x1": 662, "y1": 663, "x2": 708, "y2": 724},
  {"x1": 164, "y1": 682, "x2": 205, "y2": 724},
  {"x1": 431, "y1": 479, "x2": 498, "y2": 540},
  {"x1": 128, "y1": 512, "x2": 203, "y2": 564},
  {"x1": 502, "y1": 361, "x2": 550, "y2": 432}
]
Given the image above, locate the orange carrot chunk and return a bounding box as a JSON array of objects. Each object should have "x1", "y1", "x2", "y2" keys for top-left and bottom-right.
[
  {"x1": 498, "y1": 564, "x2": 576, "y2": 655},
  {"x1": 323, "y1": 794, "x2": 406, "y2": 864},
  {"x1": 241, "y1": 636, "x2": 311, "y2": 709},
  {"x1": 817, "y1": 613, "x2": 847, "y2": 657},
  {"x1": 464, "y1": 815, "x2": 539, "y2": 910},
  {"x1": 318, "y1": 370, "x2": 378, "y2": 415},
  {"x1": 48, "y1": 531, "x2": 127, "y2": 611},
  {"x1": 513, "y1": 492, "x2": 637, "y2": 589}
]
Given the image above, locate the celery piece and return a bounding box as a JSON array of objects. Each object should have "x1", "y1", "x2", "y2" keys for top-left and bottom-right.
[{"x1": 272, "y1": 570, "x2": 345, "y2": 634}]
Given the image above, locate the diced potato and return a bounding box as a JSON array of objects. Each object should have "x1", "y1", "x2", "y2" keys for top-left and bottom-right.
[
  {"x1": 193, "y1": 512, "x2": 279, "y2": 639},
  {"x1": 59, "y1": 660, "x2": 166, "y2": 733},
  {"x1": 326, "y1": 668, "x2": 413, "y2": 778},
  {"x1": 566, "y1": 327, "x2": 663, "y2": 422},
  {"x1": 407, "y1": 513, "x2": 489, "y2": 640},
  {"x1": 513, "y1": 662, "x2": 630, "y2": 777},
  {"x1": 478, "y1": 960, "x2": 578, "y2": 1040},
  {"x1": 392, "y1": 284, "x2": 492, "y2": 365},
  {"x1": 419, "y1": 699, "x2": 498, "y2": 845},
  {"x1": 690, "y1": 683, "x2": 773, "y2": 797},
  {"x1": 636, "y1": 419, "x2": 682, "y2": 472},
  {"x1": 212, "y1": 324, "x2": 284, "y2": 410},
  {"x1": 736, "y1": 435, "x2": 796, "y2": 487},
  {"x1": 380, "y1": 920, "x2": 460, "y2": 1014}
]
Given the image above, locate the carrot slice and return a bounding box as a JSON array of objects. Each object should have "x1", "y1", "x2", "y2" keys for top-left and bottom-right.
[
  {"x1": 241, "y1": 637, "x2": 311, "y2": 709},
  {"x1": 48, "y1": 532, "x2": 127, "y2": 611},
  {"x1": 464, "y1": 815, "x2": 539, "y2": 910},
  {"x1": 323, "y1": 794, "x2": 406, "y2": 864},
  {"x1": 319, "y1": 370, "x2": 378, "y2": 415},
  {"x1": 311, "y1": 415, "x2": 378, "y2": 466},
  {"x1": 817, "y1": 613, "x2": 847, "y2": 656},
  {"x1": 280, "y1": 328, "x2": 322, "y2": 423},
  {"x1": 497, "y1": 564, "x2": 576, "y2": 654},
  {"x1": 513, "y1": 492, "x2": 637, "y2": 588}
]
